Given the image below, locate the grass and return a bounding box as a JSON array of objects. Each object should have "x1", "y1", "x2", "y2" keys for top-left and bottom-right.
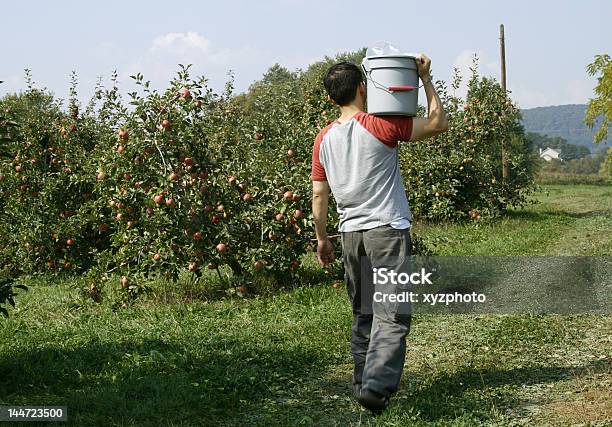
[{"x1": 1, "y1": 184, "x2": 611, "y2": 426}]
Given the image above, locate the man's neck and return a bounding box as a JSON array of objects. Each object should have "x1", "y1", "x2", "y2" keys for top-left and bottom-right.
[{"x1": 337, "y1": 104, "x2": 364, "y2": 124}]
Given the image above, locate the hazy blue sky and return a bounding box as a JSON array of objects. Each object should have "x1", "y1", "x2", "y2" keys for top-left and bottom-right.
[{"x1": 1, "y1": 0, "x2": 610, "y2": 108}]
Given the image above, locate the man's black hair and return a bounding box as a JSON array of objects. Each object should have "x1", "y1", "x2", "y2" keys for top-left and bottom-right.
[{"x1": 323, "y1": 62, "x2": 364, "y2": 106}]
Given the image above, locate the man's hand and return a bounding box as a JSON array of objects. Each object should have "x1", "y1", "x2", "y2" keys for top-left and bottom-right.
[
  {"x1": 416, "y1": 53, "x2": 432, "y2": 81},
  {"x1": 317, "y1": 238, "x2": 335, "y2": 268}
]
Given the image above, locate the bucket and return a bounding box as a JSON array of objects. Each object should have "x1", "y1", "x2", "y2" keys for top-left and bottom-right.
[{"x1": 362, "y1": 55, "x2": 419, "y2": 116}]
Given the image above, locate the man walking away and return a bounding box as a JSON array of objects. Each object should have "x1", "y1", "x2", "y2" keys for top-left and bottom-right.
[{"x1": 311, "y1": 54, "x2": 448, "y2": 413}]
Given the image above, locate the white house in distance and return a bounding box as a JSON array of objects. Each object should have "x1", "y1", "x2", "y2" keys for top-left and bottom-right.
[{"x1": 539, "y1": 147, "x2": 562, "y2": 161}]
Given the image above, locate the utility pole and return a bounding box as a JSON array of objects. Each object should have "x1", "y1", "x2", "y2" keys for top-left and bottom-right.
[{"x1": 500, "y1": 24, "x2": 509, "y2": 179}]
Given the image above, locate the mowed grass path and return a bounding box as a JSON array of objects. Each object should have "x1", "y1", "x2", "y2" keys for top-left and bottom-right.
[{"x1": 1, "y1": 185, "x2": 610, "y2": 426}]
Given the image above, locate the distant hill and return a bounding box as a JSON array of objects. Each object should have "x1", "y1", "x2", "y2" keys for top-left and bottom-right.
[{"x1": 520, "y1": 104, "x2": 609, "y2": 153}]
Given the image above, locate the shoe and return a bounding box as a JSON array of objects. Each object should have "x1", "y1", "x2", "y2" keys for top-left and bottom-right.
[{"x1": 357, "y1": 388, "x2": 389, "y2": 414}]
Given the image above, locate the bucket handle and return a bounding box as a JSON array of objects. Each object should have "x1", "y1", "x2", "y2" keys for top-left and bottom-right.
[{"x1": 361, "y1": 62, "x2": 417, "y2": 94}]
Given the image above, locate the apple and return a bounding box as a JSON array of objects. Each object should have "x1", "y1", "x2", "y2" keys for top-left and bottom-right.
[
  {"x1": 64, "y1": 262, "x2": 73, "y2": 269},
  {"x1": 183, "y1": 157, "x2": 194, "y2": 167},
  {"x1": 120, "y1": 276, "x2": 129, "y2": 288},
  {"x1": 165, "y1": 198, "x2": 174, "y2": 207},
  {"x1": 97, "y1": 171, "x2": 106, "y2": 181},
  {"x1": 236, "y1": 285, "x2": 248, "y2": 295},
  {"x1": 69, "y1": 124, "x2": 77, "y2": 132},
  {"x1": 15, "y1": 165, "x2": 23, "y2": 172},
  {"x1": 66, "y1": 239, "x2": 74, "y2": 246},
  {"x1": 332, "y1": 282, "x2": 342, "y2": 289},
  {"x1": 193, "y1": 231, "x2": 203, "y2": 241},
  {"x1": 146, "y1": 207, "x2": 155, "y2": 217},
  {"x1": 287, "y1": 148, "x2": 296, "y2": 158},
  {"x1": 290, "y1": 260, "x2": 300, "y2": 271},
  {"x1": 293, "y1": 209, "x2": 304, "y2": 220},
  {"x1": 188, "y1": 261, "x2": 199, "y2": 272},
  {"x1": 216, "y1": 204, "x2": 224, "y2": 212},
  {"x1": 98, "y1": 223, "x2": 109, "y2": 233},
  {"x1": 254, "y1": 260, "x2": 264, "y2": 271},
  {"x1": 228, "y1": 176, "x2": 237, "y2": 186},
  {"x1": 291, "y1": 193, "x2": 301, "y2": 202},
  {"x1": 127, "y1": 221, "x2": 135, "y2": 229},
  {"x1": 254, "y1": 132, "x2": 264, "y2": 140},
  {"x1": 169, "y1": 171, "x2": 180, "y2": 181},
  {"x1": 60, "y1": 127, "x2": 67, "y2": 137},
  {"x1": 194, "y1": 99, "x2": 203, "y2": 108},
  {"x1": 116, "y1": 213, "x2": 124, "y2": 221},
  {"x1": 275, "y1": 213, "x2": 285, "y2": 221},
  {"x1": 242, "y1": 193, "x2": 253, "y2": 202},
  {"x1": 154, "y1": 194, "x2": 164, "y2": 205},
  {"x1": 153, "y1": 253, "x2": 161, "y2": 261},
  {"x1": 117, "y1": 145, "x2": 126, "y2": 154},
  {"x1": 179, "y1": 87, "x2": 191, "y2": 98},
  {"x1": 211, "y1": 214, "x2": 221, "y2": 224},
  {"x1": 216, "y1": 243, "x2": 227, "y2": 253},
  {"x1": 118, "y1": 128, "x2": 129, "y2": 141},
  {"x1": 283, "y1": 191, "x2": 294, "y2": 201},
  {"x1": 237, "y1": 182, "x2": 247, "y2": 191},
  {"x1": 161, "y1": 119, "x2": 171, "y2": 130}
]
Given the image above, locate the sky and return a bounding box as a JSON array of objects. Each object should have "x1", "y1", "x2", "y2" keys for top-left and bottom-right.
[{"x1": 1, "y1": 0, "x2": 610, "y2": 109}]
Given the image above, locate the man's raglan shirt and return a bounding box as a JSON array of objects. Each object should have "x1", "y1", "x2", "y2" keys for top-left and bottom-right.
[{"x1": 311, "y1": 111, "x2": 413, "y2": 233}]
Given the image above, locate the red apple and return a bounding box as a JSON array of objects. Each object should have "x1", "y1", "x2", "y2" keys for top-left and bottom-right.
[
  {"x1": 242, "y1": 193, "x2": 253, "y2": 202},
  {"x1": 283, "y1": 191, "x2": 294, "y2": 201},
  {"x1": 237, "y1": 182, "x2": 247, "y2": 191},
  {"x1": 236, "y1": 285, "x2": 248, "y2": 294},
  {"x1": 193, "y1": 231, "x2": 203, "y2": 241},
  {"x1": 118, "y1": 128, "x2": 129, "y2": 141},
  {"x1": 98, "y1": 223, "x2": 109, "y2": 233},
  {"x1": 254, "y1": 260, "x2": 264, "y2": 271},
  {"x1": 211, "y1": 214, "x2": 221, "y2": 224},
  {"x1": 216, "y1": 204, "x2": 224, "y2": 212},
  {"x1": 153, "y1": 253, "x2": 161, "y2": 261},
  {"x1": 165, "y1": 198, "x2": 174, "y2": 207},
  {"x1": 228, "y1": 176, "x2": 237, "y2": 186},
  {"x1": 66, "y1": 239, "x2": 74, "y2": 247},
  {"x1": 254, "y1": 132, "x2": 264, "y2": 140},
  {"x1": 293, "y1": 209, "x2": 304, "y2": 220},
  {"x1": 146, "y1": 207, "x2": 155, "y2": 217},
  {"x1": 287, "y1": 148, "x2": 296, "y2": 158},
  {"x1": 116, "y1": 213, "x2": 124, "y2": 221},
  {"x1": 117, "y1": 145, "x2": 126, "y2": 154},
  {"x1": 216, "y1": 243, "x2": 227, "y2": 253},
  {"x1": 188, "y1": 261, "x2": 199, "y2": 272},
  {"x1": 96, "y1": 171, "x2": 106, "y2": 181},
  {"x1": 183, "y1": 157, "x2": 194, "y2": 167},
  {"x1": 154, "y1": 194, "x2": 164, "y2": 205},
  {"x1": 290, "y1": 260, "x2": 300, "y2": 271},
  {"x1": 169, "y1": 171, "x2": 180, "y2": 181},
  {"x1": 291, "y1": 194, "x2": 301, "y2": 202},
  {"x1": 161, "y1": 119, "x2": 171, "y2": 130},
  {"x1": 275, "y1": 213, "x2": 285, "y2": 221},
  {"x1": 179, "y1": 87, "x2": 191, "y2": 98}
]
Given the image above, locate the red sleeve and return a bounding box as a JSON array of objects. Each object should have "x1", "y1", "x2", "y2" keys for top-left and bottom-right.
[
  {"x1": 355, "y1": 112, "x2": 413, "y2": 148},
  {"x1": 311, "y1": 127, "x2": 330, "y2": 181}
]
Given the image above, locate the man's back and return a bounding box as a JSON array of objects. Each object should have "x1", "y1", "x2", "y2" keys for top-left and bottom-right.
[{"x1": 312, "y1": 111, "x2": 413, "y2": 232}]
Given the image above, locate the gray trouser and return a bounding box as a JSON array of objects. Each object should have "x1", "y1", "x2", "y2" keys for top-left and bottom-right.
[{"x1": 341, "y1": 225, "x2": 412, "y2": 398}]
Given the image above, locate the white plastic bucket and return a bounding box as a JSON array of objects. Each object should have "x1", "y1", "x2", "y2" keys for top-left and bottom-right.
[{"x1": 362, "y1": 55, "x2": 419, "y2": 116}]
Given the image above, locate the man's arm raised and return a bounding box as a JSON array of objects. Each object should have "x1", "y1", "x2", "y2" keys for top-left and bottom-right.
[{"x1": 410, "y1": 54, "x2": 449, "y2": 141}]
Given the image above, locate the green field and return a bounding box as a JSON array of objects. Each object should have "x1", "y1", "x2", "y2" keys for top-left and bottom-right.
[{"x1": 1, "y1": 185, "x2": 611, "y2": 426}]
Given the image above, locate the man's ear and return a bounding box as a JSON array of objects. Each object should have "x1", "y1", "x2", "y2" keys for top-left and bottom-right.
[{"x1": 358, "y1": 82, "x2": 366, "y2": 96}]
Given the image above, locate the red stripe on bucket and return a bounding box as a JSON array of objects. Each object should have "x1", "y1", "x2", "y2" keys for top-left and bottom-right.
[{"x1": 387, "y1": 86, "x2": 416, "y2": 92}]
